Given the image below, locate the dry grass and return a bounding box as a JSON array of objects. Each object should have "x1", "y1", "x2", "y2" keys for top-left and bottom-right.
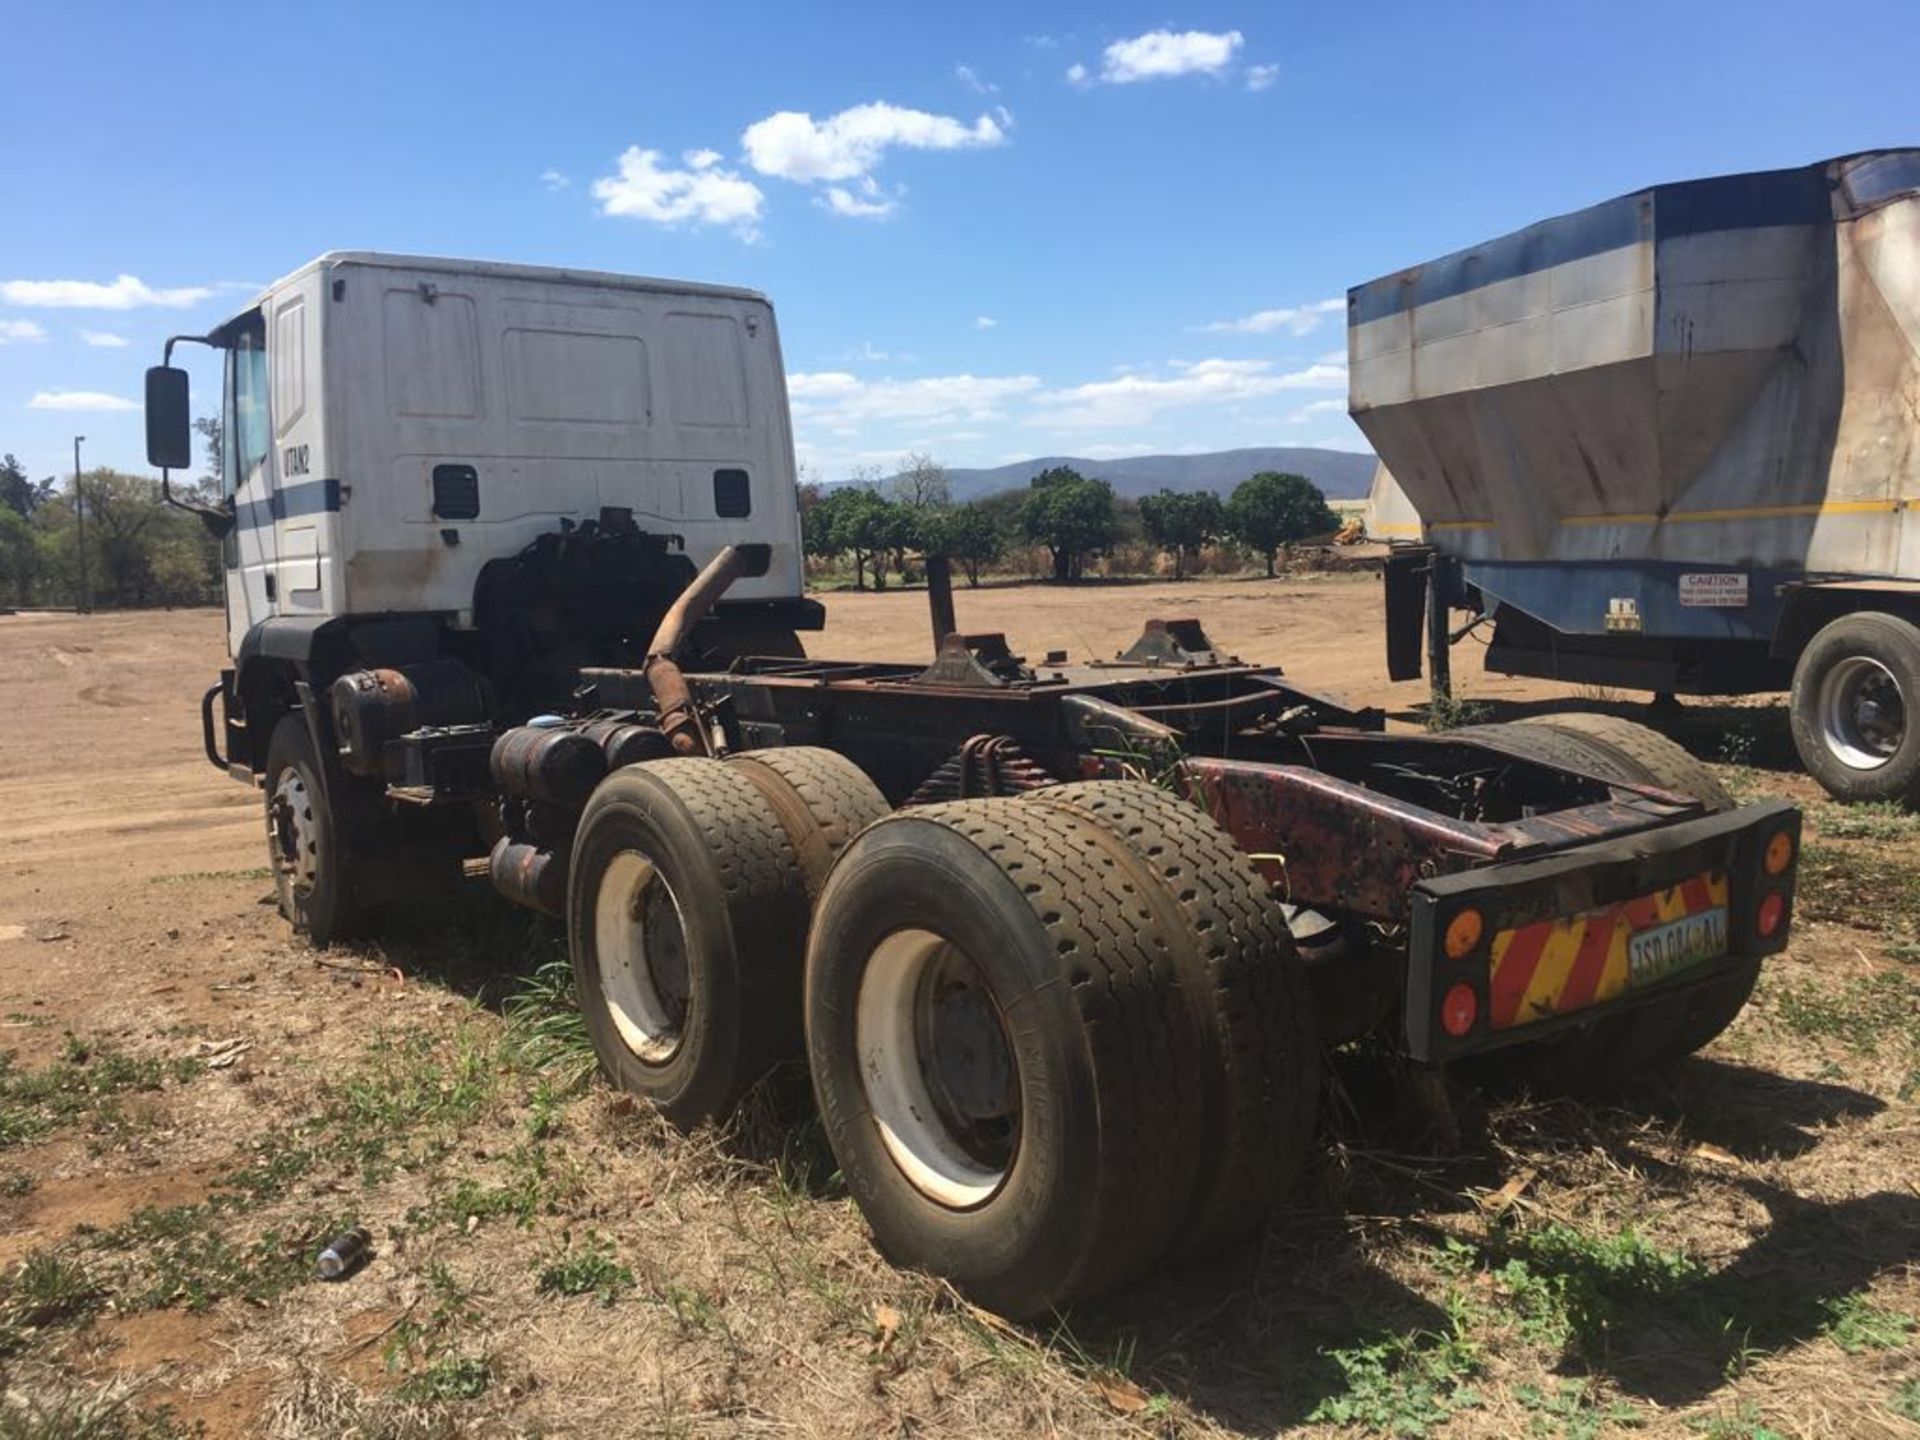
[{"x1": 0, "y1": 776, "x2": 1916, "y2": 1439}]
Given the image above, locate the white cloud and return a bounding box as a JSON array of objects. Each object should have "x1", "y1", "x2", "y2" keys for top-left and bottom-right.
[
  {"x1": 1077, "y1": 441, "x2": 1160, "y2": 460},
  {"x1": 1030, "y1": 357, "x2": 1345, "y2": 429},
  {"x1": 972, "y1": 315, "x2": 998, "y2": 330},
  {"x1": 742, "y1": 102, "x2": 1005, "y2": 187},
  {"x1": 28, "y1": 389, "x2": 138, "y2": 412},
  {"x1": 1288, "y1": 397, "x2": 1347, "y2": 423},
  {"x1": 955, "y1": 64, "x2": 997, "y2": 95},
  {"x1": 0, "y1": 275, "x2": 211, "y2": 309},
  {"x1": 1065, "y1": 61, "x2": 1090, "y2": 87},
  {"x1": 540, "y1": 168, "x2": 570, "y2": 192},
  {"x1": 821, "y1": 184, "x2": 897, "y2": 219},
  {"x1": 683, "y1": 148, "x2": 722, "y2": 170},
  {"x1": 591, "y1": 146, "x2": 765, "y2": 238},
  {"x1": 80, "y1": 330, "x2": 127, "y2": 348},
  {"x1": 0, "y1": 319, "x2": 47, "y2": 344},
  {"x1": 1194, "y1": 297, "x2": 1345, "y2": 336},
  {"x1": 788, "y1": 370, "x2": 1042, "y2": 427},
  {"x1": 1246, "y1": 63, "x2": 1279, "y2": 92},
  {"x1": 1098, "y1": 29, "x2": 1242, "y2": 84},
  {"x1": 1025, "y1": 33, "x2": 1060, "y2": 49}
]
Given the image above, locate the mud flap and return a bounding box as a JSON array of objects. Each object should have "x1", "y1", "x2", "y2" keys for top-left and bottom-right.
[{"x1": 1385, "y1": 548, "x2": 1428, "y2": 682}]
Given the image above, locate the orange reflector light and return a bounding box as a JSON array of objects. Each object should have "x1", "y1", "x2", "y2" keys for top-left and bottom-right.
[
  {"x1": 1443, "y1": 908, "x2": 1484, "y2": 960},
  {"x1": 1764, "y1": 832, "x2": 1794, "y2": 876},
  {"x1": 1441, "y1": 982, "x2": 1479, "y2": 1037},
  {"x1": 1757, "y1": 891, "x2": 1786, "y2": 938}
]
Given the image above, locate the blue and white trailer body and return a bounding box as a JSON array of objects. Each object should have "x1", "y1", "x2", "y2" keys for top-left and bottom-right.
[{"x1": 1354, "y1": 151, "x2": 1920, "y2": 803}]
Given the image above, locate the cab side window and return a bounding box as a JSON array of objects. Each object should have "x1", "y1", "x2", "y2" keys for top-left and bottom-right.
[{"x1": 227, "y1": 312, "x2": 271, "y2": 491}]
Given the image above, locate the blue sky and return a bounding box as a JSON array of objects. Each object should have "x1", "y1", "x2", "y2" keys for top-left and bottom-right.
[{"x1": 0, "y1": 0, "x2": 1910, "y2": 483}]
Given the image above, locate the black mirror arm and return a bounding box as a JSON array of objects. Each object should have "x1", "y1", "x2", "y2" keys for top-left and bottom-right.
[{"x1": 156, "y1": 333, "x2": 233, "y2": 537}]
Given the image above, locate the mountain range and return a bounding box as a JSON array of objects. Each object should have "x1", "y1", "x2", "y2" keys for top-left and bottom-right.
[{"x1": 921, "y1": 447, "x2": 1377, "y2": 502}]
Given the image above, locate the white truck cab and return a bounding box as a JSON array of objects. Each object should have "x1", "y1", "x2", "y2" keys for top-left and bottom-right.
[{"x1": 148, "y1": 252, "x2": 809, "y2": 658}]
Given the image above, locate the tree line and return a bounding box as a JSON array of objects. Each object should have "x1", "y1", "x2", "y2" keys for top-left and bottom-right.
[
  {"x1": 0, "y1": 451, "x2": 224, "y2": 610},
  {"x1": 801, "y1": 455, "x2": 1339, "y2": 589}
]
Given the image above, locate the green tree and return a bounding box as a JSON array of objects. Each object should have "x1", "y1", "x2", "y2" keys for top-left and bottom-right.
[
  {"x1": 804, "y1": 485, "x2": 898, "y2": 590},
  {"x1": 193, "y1": 416, "x2": 224, "y2": 484},
  {"x1": 889, "y1": 451, "x2": 950, "y2": 508},
  {"x1": 1020, "y1": 470, "x2": 1117, "y2": 583},
  {"x1": 1226, "y1": 471, "x2": 1339, "y2": 577},
  {"x1": 0, "y1": 454, "x2": 52, "y2": 518},
  {"x1": 914, "y1": 502, "x2": 1006, "y2": 588},
  {"x1": 1137, "y1": 488, "x2": 1225, "y2": 580},
  {"x1": 0, "y1": 506, "x2": 36, "y2": 605}
]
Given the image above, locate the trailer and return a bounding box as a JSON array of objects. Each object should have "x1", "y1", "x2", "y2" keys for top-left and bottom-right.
[
  {"x1": 147, "y1": 254, "x2": 1800, "y2": 1316},
  {"x1": 1356, "y1": 150, "x2": 1920, "y2": 804}
]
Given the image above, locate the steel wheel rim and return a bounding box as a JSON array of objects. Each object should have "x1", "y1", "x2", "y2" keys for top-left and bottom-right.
[
  {"x1": 596, "y1": 851, "x2": 690, "y2": 1064},
  {"x1": 1818, "y1": 655, "x2": 1905, "y2": 771},
  {"x1": 268, "y1": 767, "x2": 320, "y2": 893},
  {"x1": 855, "y1": 928, "x2": 1019, "y2": 1209}
]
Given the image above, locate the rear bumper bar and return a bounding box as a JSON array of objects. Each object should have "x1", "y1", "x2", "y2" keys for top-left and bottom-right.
[{"x1": 1404, "y1": 799, "x2": 1799, "y2": 1061}]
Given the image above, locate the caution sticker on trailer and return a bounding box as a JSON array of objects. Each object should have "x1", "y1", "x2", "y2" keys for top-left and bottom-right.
[{"x1": 1487, "y1": 872, "x2": 1731, "y2": 1030}]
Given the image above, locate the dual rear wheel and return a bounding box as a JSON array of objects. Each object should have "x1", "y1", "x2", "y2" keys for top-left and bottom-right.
[{"x1": 567, "y1": 759, "x2": 1320, "y2": 1316}]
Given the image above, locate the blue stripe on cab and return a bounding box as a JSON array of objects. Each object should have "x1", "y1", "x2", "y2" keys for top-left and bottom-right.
[{"x1": 234, "y1": 478, "x2": 340, "y2": 531}]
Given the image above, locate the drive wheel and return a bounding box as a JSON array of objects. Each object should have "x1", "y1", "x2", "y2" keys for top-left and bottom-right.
[
  {"x1": 1025, "y1": 780, "x2": 1319, "y2": 1251},
  {"x1": 1457, "y1": 720, "x2": 1755, "y2": 1093},
  {"x1": 265, "y1": 714, "x2": 364, "y2": 947},
  {"x1": 805, "y1": 799, "x2": 1204, "y2": 1317},
  {"x1": 1790, "y1": 612, "x2": 1920, "y2": 806},
  {"x1": 569, "y1": 759, "x2": 809, "y2": 1128},
  {"x1": 726, "y1": 747, "x2": 889, "y2": 898}
]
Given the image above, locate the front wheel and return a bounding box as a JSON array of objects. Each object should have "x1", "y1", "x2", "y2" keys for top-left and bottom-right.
[
  {"x1": 265, "y1": 715, "x2": 363, "y2": 947},
  {"x1": 1790, "y1": 612, "x2": 1920, "y2": 806}
]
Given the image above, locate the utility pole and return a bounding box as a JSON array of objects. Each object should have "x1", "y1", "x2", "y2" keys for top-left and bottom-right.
[{"x1": 73, "y1": 435, "x2": 89, "y2": 614}]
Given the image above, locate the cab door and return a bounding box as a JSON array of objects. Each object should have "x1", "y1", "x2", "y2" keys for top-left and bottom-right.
[{"x1": 223, "y1": 310, "x2": 278, "y2": 654}]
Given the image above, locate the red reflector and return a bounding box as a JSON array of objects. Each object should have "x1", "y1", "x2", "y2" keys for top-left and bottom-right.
[
  {"x1": 1441, "y1": 982, "x2": 1479, "y2": 1037},
  {"x1": 1757, "y1": 891, "x2": 1786, "y2": 938}
]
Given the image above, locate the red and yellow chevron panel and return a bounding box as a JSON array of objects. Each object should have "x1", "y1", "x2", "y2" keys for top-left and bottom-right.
[{"x1": 1487, "y1": 872, "x2": 1730, "y2": 1030}]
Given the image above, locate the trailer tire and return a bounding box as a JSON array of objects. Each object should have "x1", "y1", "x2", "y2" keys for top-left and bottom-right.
[
  {"x1": 568, "y1": 759, "x2": 810, "y2": 1129},
  {"x1": 1789, "y1": 612, "x2": 1920, "y2": 806},
  {"x1": 727, "y1": 747, "x2": 890, "y2": 899},
  {"x1": 805, "y1": 799, "x2": 1204, "y2": 1317},
  {"x1": 1452, "y1": 722, "x2": 1647, "y2": 787},
  {"x1": 265, "y1": 715, "x2": 364, "y2": 947},
  {"x1": 1457, "y1": 722, "x2": 1755, "y2": 1093},
  {"x1": 1025, "y1": 781, "x2": 1319, "y2": 1251},
  {"x1": 1521, "y1": 713, "x2": 1733, "y2": 811}
]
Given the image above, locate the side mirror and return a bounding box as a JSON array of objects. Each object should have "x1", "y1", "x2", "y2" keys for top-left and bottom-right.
[{"x1": 145, "y1": 366, "x2": 193, "y2": 470}]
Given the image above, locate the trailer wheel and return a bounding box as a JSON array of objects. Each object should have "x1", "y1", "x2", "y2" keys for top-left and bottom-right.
[
  {"x1": 1025, "y1": 781, "x2": 1319, "y2": 1251},
  {"x1": 805, "y1": 800, "x2": 1204, "y2": 1316},
  {"x1": 1457, "y1": 719, "x2": 1755, "y2": 1092},
  {"x1": 727, "y1": 747, "x2": 890, "y2": 898},
  {"x1": 1790, "y1": 612, "x2": 1920, "y2": 806},
  {"x1": 568, "y1": 759, "x2": 810, "y2": 1128},
  {"x1": 265, "y1": 715, "x2": 365, "y2": 947}
]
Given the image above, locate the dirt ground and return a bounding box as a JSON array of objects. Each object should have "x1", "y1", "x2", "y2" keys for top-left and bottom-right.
[{"x1": 0, "y1": 577, "x2": 1915, "y2": 1439}]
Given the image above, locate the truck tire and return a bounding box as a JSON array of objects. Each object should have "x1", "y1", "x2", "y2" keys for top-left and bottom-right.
[
  {"x1": 1521, "y1": 713, "x2": 1733, "y2": 811},
  {"x1": 1789, "y1": 612, "x2": 1920, "y2": 806},
  {"x1": 265, "y1": 714, "x2": 365, "y2": 947},
  {"x1": 1456, "y1": 721, "x2": 1755, "y2": 1092},
  {"x1": 726, "y1": 747, "x2": 890, "y2": 899},
  {"x1": 805, "y1": 799, "x2": 1205, "y2": 1316},
  {"x1": 568, "y1": 759, "x2": 810, "y2": 1128},
  {"x1": 1024, "y1": 781, "x2": 1319, "y2": 1251}
]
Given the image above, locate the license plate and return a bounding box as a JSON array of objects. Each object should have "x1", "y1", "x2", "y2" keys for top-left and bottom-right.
[
  {"x1": 1488, "y1": 871, "x2": 1730, "y2": 1030},
  {"x1": 1627, "y1": 908, "x2": 1728, "y2": 986}
]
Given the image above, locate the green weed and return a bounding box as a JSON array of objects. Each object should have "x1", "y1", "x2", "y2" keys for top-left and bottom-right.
[
  {"x1": 1423, "y1": 692, "x2": 1493, "y2": 733},
  {"x1": 1770, "y1": 969, "x2": 1920, "y2": 1055},
  {"x1": 88, "y1": 1202, "x2": 343, "y2": 1313},
  {"x1": 1891, "y1": 1378, "x2": 1920, "y2": 1423},
  {"x1": 0, "y1": 1383, "x2": 197, "y2": 1439},
  {"x1": 0, "y1": 1040, "x2": 198, "y2": 1151},
  {"x1": 1309, "y1": 1302, "x2": 1482, "y2": 1436},
  {"x1": 396, "y1": 1353, "x2": 492, "y2": 1403},
  {"x1": 1514, "y1": 1379, "x2": 1641, "y2": 1439},
  {"x1": 1493, "y1": 1224, "x2": 1700, "y2": 1356},
  {"x1": 536, "y1": 1230, "x2": 633, "y2": 1303},
  {"x1": 1819, "y1": 1291, "x2": 1915, "y2": 1353},
  {"x1": 502, "y1": 955, "x2": 598, "y2": 1095}
]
